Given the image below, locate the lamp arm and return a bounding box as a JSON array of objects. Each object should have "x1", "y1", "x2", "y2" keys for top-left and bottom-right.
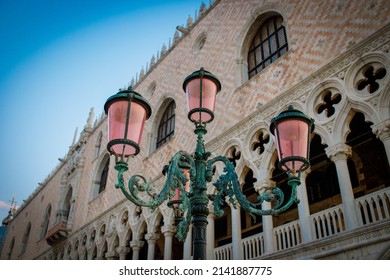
[
  {"x1": 114, "y1": 151, "x2": 194, "y2": 211},
  {"x1": 176, "y1": 209, "x2": 192, "y2": 241},
  {"x1": 207, "y1": 156, "x2": 300, "y2": 220},
  {"x1": 168, "y1": 151, "x2": 194, "y2": 242}
]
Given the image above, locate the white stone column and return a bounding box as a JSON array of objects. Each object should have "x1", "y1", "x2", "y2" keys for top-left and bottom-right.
[
  {"x1": 372, "y1": 119, "x2": 390, "y2": 163},
  {"x1": 296, "y1": 170, "x2": 314, "y2": 242},
  {"x1": 206, "y1": 205, "x2": 215, "y2": 260},
  {"x1": 183, "y1": 225, "x2": 192, "y2": 260},
  {"x1": 228, "y1": 198, "x2": 243, "y2": 260},
  {"x1": 145, "y1": 233, "x2": 160, "y2": 260},
  {"x1": 161, "y1": 225, "x2": 176, "y2": 260},
  {"x1": 255, "y1": 178, "x2": 274, "y2": 254},
  {"x1": 130, "y1": 240, "x2": 144, "y2": 260},
  {"x1": 325, "y1": 143, "x2": 359, "y2": 229}
]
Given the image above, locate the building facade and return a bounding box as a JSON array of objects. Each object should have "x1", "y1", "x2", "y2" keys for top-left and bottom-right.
[{"x1": 1, "y1": 0, "x2": 390, "y2": 260}]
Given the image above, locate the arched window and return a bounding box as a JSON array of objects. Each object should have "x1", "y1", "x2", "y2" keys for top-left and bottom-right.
[
  {"x1": 98, "y1": 158, "x2": 110, "y2": 194},
  {"x1": 20, "y1": 223, "x2": 31, "y2": 255},
  {"x1": 346, "y1": 112, "x2": 390, "y2": 194},
  {"x1": 247, "y1": 15, "x2": 288, "y2": 79},
  {"x1": 40, "y1": 204, "x2": 51, "y2": 240},
  {"x1": 57, "y1": 187, "x2": 73, "y2": 223},
  {"x1": 306, "y1": 134, "x2": 340, "y2": 212},
  {"x1": 156, "y1": 100, "x2": 176, "y2": 149}
]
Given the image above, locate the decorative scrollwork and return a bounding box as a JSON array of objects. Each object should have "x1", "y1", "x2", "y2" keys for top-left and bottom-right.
[
  {"x1": 113, "y1": 124, "x2": 302, "y2": 243},
  {"x1": 207, "y1": 155, "x2": 300, "y2": 220},
  {"x1": 114, "y1": 151, "x2": 193, "y2": 212}
]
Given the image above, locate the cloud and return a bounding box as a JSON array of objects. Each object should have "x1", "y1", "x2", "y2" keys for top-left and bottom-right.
[{"x1": 0, "y1": 200, "x2": 12, "y2": 209}]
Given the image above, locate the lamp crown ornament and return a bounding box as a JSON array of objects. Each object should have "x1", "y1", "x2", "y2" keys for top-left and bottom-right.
[{"x1": 104, "y1": 67, "x2": 314, "y2": 260}]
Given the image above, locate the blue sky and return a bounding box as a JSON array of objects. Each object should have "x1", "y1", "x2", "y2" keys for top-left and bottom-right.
[{"x1": 0, "y1": 0, "x2": 204, "y2": 221}]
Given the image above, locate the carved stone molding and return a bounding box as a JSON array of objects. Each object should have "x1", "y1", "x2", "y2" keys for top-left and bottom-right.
[
  {"x1": 145, "y1": 233, "x2": 160, "y2": 243},
  {"x1": 372, "y1": 119, "x2": 390, "y2": 142},
  {"x1": 325, "y1": 143, "x2": 352, "y2": 162},
  {"x1": 130, "y1": 240, "x2": 144, "y2": 250}
]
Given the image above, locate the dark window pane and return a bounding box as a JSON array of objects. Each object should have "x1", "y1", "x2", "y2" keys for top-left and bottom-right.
[
  {"x1": 247, "y1": 15, "x2": 288, "y2": 78},
  {"x1": 156, "y1": 101, "x2": 176, "y2": 148}
]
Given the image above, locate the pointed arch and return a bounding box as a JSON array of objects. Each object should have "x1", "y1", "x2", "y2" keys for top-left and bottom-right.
[
  {"x1": 92, "y1": 153, "x2": 110, "y2": 198},
  {"x1": 61, "y1": 186, "x2": 73, "y2": 222},
  {"x1": 149, "y1": 94, "x2": 177, "y2": 153},
  {"x1": 346, "y1": 112, "x2": 390, "y2": 194},
  {"x1": 20, "y1": 222, "x2": 31, "y2": 255},
  {"x1": 40, "y1": 204, "x2": 52, "y2": 240}
]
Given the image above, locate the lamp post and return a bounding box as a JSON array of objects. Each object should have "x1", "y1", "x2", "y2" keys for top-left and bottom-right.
[{"x1": 104, "y1": 67, "x2": 314, "y2": 260}]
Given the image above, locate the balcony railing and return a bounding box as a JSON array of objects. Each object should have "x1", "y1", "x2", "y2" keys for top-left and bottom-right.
[
  {"x1": 311, "y1": 205, "x2": 345, "y2": 239},
  {"x1": 213, "y1": 187, "x2": 390, "y2": 259},
  {"x1": 214, "y1": 243, "x2": 233, "y2": 260},
  {"x1": 242, "y1": 233, "x2": 265, "y2": 259},
  {"x1": 356, "y1": 188, "x2": 390, "y2": 225}
]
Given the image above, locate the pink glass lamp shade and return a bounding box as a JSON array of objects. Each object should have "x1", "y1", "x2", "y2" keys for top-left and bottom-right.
[
  {"x1": 182, "y1": 67, "x2": 221, "y2": 124},
  {"x1": 104, "y1": 87, "x2": 151, "y2": 160},
  {"x1": 164, "y1": 158, "x2": 191, "y2": 210},
  {"x1": 270, "y1": 105, "x2": 314, "y2": 174},
  {"x1": 169, "y1": 168, "x2": 191, "y2": 209}
]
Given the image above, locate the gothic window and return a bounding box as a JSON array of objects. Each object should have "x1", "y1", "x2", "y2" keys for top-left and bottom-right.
[
  {"x1": 40, "y1": 204, "x2": 51, "y2": 240},
  {"x1": 101, "y1": 241, "x2": 108, "y2": 260},
  {"x1": 92, "y1": 246, "x2": 98, "y2": 260},
  {"x1": 227, "y1": 146, "x2": 241, "y2": 167},
  {"x1": 20, "y1": 223, "x2": 31, "y2": 255},
  {"x1": 247, "y1": 15, "x2": 288, "y2": 79},
  {"x1": 156, "y1": 100, "x2": 176, "y2": 149},
  {"x1": 98, "y1": 158, "x2": 110, "y2": 194},
  {"x1": 61, "y1": 187, "x2": 73, "y2": 221},
  {"x1": 90, "y1": 229, "x2": 96, "y2": 247},
  {"x1": 306, "y1": 135, "x2": 341, "y2": 207},
  {"x1": 346, "y1": 112, "x2": 390, "y2": 194}
]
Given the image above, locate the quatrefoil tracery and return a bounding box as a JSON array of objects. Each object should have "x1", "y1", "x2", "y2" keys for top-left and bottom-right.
[
  {"x1": 357, "y1": 65, "x2": 387, "y2": 94},
  {"x1": 252, "y1": 130, "x2": 270, "y2": 155},
  {"x1": 316, "y1": 90, "x2": 342, "y2": 118}
]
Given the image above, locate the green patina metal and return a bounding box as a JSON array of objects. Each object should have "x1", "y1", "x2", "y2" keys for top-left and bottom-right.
[
  {"x1": 113, "y1": 122, "x2": 304, "y2": 260},
  {"x1": 108, "y1": 68, "x2": 313, "y2": 260}
]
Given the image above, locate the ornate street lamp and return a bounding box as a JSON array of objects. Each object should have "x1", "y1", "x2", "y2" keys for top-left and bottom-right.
[{"x1": 104, "y1": 67, "x2": 314, "y2": 260}]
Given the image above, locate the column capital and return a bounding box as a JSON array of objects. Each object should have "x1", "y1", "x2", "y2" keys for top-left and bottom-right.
[
  {"x1": 372, "y1": 119, "x2": 390, "y2": 142},
  {"x1": 130, "y1": 240, "x2": 144, "y2": 249},
  {"x1": 161, "y1": 225, "x2": 176, "y2": 235},
  {"x1": 254, "y1": 178, "x2": 274, "y2": 193},
  {"x1": 145, "y1": 233, "x2": 160, "y2": 243},
  {"x1": 325, "y1": 143, "x2": 352, "y2": 162}
]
